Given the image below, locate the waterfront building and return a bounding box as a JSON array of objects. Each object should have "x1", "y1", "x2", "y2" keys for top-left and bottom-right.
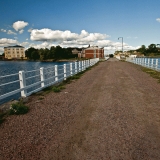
[
  {"x1": 81, "y1": 46, "x2": 104, "y2": 58},
  {"x1": 4, "y1": 45, "x2": 26, "y2": 59},
  {"x1": 72, "y1": 48, "x2": 83, "y2": 58}
]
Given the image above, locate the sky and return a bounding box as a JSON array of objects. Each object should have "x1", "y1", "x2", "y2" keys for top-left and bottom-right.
[{"x1": 0, "y1": 0, "x2": 160, "y2": 55}]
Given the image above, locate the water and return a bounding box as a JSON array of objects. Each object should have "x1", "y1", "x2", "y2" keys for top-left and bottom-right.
[{"x1": 0, "y1": 61, "x2": 70, "y2": 105}]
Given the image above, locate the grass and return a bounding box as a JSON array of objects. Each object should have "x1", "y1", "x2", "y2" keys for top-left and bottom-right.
[
  {"x1": 38, "y1": 96, "x2": 44, "y2": 100},
  {"x1": 0, "y1": 101, "x2": 29, "y2": 125},
  {"x1": 9, "y1": 101, "x2": 29, "y2": 115},
  {"x1": 141, "y1": 67, "x2": 160, "y2": 83},
  {"x1": 35, "y1": 62, "x2": 100, "y2": 95},
  {"x1": 120, "y1": 60, "x2": 126, "y2": 62}
]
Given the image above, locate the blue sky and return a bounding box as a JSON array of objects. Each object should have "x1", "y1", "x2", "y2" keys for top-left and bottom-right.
[{"x1": 0, "y1": 0, "x2": 160, "y2": 54}]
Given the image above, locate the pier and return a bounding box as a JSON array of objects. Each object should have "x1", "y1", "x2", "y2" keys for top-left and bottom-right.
[{"x1": 1, "y1": 58, "x2": 160, "y2": 159}]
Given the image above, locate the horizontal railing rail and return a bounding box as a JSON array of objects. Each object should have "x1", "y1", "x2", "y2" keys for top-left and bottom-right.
[
  {"x1": 0, "y1": 58, "x2": 100, "y2": 103},
  {"x1": 126, "y1": 57, "x2": 160, "y2": 71}
]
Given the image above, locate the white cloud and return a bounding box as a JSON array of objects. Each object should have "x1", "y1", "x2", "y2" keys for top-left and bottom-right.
[
  {"x1": 13, "y1": 21, "x2": 29, "y2": 31},
  {"x1": 156, "y1": 18, "x2": 160, "y2": 22},
  {"x1": 7, "y1": 30, "x2": 17, "y2": 35},
  {"x1": 19, "y1": 29, "x2": 24, "y2": 34},
  {"x1": 27, "y1": 28, "x2": 139, "y2": 53},
  {"x1": 1, "y1": 29, "x2": 6, "y2": 32},
  {"x1": 28, "y1": 28, "x2": 33, "y2": 32},
  {"x1": 95, "y1": 40, "x2": 112, "y2": 47},
  {"x1": 29, "y1": 42, "x2": 53, "y2": 49},
  {"x1": 26, "y1": 38, "x2": 28, "y2": 40},
  {"x1": 80, "y1": 30, "x2": 89, "y2": 37},
  {"x1": 30, "y1": 29, "x2": 79, "y2": 41},
  {"x1": 20, "y1": 42, "x2": 29, "y2": 46},
  {"x1": 30, "y1": 28, "x2": 109, "y2": 48},
  {"x1": 0, "y1": 38, "x2": 18, "y2": 47}
]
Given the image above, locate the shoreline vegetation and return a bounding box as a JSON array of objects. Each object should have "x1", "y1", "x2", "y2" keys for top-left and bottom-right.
[
  {"x1": 0, "y1": 58, "x2": 88, "y2": 62},
  {"x1": 141, "y1": 67, "x2": 160, "y2": 83}
]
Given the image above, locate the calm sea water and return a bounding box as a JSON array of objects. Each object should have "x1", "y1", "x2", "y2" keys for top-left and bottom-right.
[{"x1": 0, "y1": 61, "x2": 70, "y2": 105}]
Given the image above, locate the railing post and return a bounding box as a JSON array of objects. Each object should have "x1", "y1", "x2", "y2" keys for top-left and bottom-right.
[
  {"x1": 19, "y1": 70, "x2": 27, "y2": 97},
  {"x1": 90, "y1": 59, "x2": 92, "y2": 66},
  {"x1": 40, "y1": 67, "x2": 45, "y2": 87},
  {"x1": 75, "y1": 62, "x2": 77, "y2": 74},
  {"x1": 140, "y1": 58, "x2": 142, "y2": 65},
  {"x1": 70, "y1": 63, "x2": 72, "y2": 76},
  {"x1": 64, "y1": 64, "x2": 66, "y2": 80},
  {"x1": 151, "y1": 59, "x2": 154, "y2": 69},
  {"x1": 148, "y1": 58, "x2": 150, "y2": 67},
  {"x1": 135, "y1": 58, "x2": 137, "y2": 64},
  {"x1": 156, "y1": 59, "x2": 158, "y2": 70},
  {"x1": 142, "y1": 58, "x2": 144, "y2": 65},
  {"x1": 84, "y1": 60, "x2": 85, "y2": 70},
  {"x1": 82, "y1": 61, "x2": 84, "y2": 71},
  {"x1": 55, "y1": 65, "x2": 58, "y2": 82},
  {"x1": 145, "y1": 58, "x2": 147, "y2": 66},
  {"x1": 79, "y1": 61, "x2": 81, "y2": 72}
]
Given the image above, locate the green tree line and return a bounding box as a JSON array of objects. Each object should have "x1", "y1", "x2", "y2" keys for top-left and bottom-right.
[
  {"x1": 25, "y1": 46, "x2": 78, "y2": 61},
  {"x1": 134, "y1": 44, "x2": 160, "y2": 56}
]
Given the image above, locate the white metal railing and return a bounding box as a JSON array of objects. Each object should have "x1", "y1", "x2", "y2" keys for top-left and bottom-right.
[
  {"x1": 126, "y1": 57, "x2": 160, "y2": 71},
  {"x1": 0, "y1": 58, "x2": 99, "y2": 102}
]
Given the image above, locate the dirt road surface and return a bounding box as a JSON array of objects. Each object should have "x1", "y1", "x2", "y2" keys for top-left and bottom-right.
[{"x1": 1, "y1": 58, "x2": 160, "y2": 160}]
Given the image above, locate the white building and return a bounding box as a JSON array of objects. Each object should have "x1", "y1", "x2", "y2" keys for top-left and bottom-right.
[{"x1": 4, "y1": 45, "x2": 26, "y2": 59}]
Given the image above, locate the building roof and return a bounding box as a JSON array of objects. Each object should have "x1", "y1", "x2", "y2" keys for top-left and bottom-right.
[
  {"x1": 4, "y1": 45, "x2": 24, "y2": 49},
  {"x1": 72, "y1": 49, "x2": 79, "y2": 54},
  {"x1": 84, "y1": 46, "x2": 104, "y2": 50}
]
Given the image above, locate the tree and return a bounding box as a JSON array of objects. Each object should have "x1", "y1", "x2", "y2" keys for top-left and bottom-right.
[
  {"x1": 147, "y1": 44, "x2": 158, "y2": 53},
  {"x1": 54, "y1": 46, "x2": 64, "y2": 59},
  {"x1": 137, "y1": 45, "x2": 146, "y2": 55},
  {"x1": 31, "y1": 50, "x2": 40, "y2": 61},
  {"x1": 25, "y1": 47, "x2": 38, "y2": 59},
  {"x1": 50, "y1": 46, "x2": 55, "y2": 59}
]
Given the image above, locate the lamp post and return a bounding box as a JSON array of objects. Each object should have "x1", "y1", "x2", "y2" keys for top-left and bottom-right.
[{"x1": 118, "y1": 37, "x2": 123, "y2": 53}]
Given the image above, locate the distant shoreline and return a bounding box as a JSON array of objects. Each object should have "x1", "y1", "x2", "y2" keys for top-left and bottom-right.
[{"x1": 0, "y1": 59, "x2": 79, "y2": 62}]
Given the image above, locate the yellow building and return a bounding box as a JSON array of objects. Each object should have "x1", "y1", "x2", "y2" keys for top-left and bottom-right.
[{"x1": 4, "y1": 45, "x2": 26, "y2": 59}]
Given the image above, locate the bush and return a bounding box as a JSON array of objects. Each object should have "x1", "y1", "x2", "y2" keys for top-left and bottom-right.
[
  {"x1": 52, "y1": 87, "x2": 61, "y2": 92},
  {"x1": 10, "y1": 102, "x2": 29, "y2": 115}
]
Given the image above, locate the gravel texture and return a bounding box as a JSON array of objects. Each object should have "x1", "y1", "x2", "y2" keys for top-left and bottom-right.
[{"x1": 1, "y1": 58, "x2": 160, "y2": 160}]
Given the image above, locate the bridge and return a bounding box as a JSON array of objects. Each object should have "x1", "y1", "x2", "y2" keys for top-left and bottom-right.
[{"x1": 1, "y1": 58, "x2": 160, "y2": 159}]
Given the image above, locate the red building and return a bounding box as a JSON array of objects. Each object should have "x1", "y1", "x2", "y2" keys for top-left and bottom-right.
[{"x1": 81, "y1": 46, "x2": 104, "y2": 58}]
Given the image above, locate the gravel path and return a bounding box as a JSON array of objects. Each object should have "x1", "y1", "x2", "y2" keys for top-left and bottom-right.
[{"x1": 1, "y1": 58, "x2": 160, "y2": 160}]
